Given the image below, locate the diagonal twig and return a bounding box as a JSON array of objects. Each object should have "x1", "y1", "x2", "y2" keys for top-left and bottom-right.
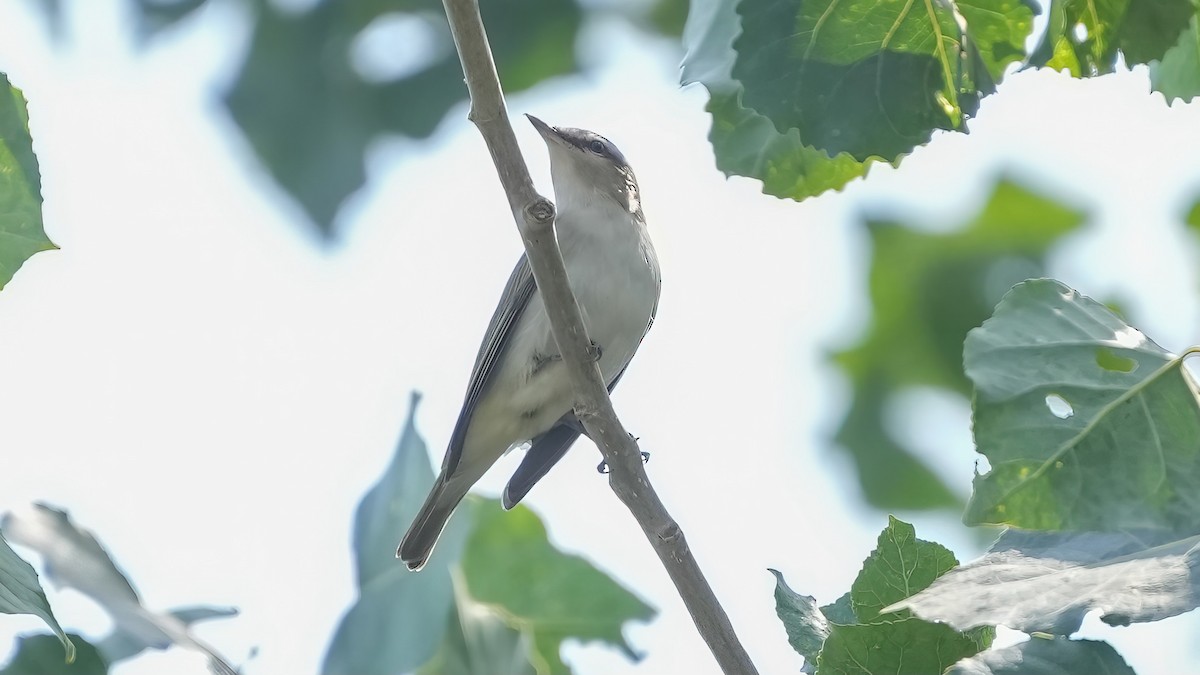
[{"x1": 435, "y1": 1, "x2": 761, "y2": 673}]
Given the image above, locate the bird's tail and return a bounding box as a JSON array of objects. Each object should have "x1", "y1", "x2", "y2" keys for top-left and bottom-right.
[{"x1": 397, "y1": 476, "x2": 470, "y2": 571}]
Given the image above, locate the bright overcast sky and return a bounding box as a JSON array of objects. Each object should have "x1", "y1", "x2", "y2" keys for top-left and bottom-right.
[{"x1": 1, "y1": 2, "x2": 1199, "y2": 675}]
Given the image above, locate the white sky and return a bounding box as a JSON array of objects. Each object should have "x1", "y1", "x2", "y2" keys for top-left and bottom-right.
[{"x1": 1, "y1": 1, "x2": 1199, "y2": 674}]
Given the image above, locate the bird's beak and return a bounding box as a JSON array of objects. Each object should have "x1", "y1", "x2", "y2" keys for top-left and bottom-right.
[{"x1": 527, "y1": 114, "x2": 565, "y2": 145}]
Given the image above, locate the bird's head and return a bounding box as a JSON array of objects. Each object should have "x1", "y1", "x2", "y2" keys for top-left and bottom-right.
[{"x1": 527, "y1": 115, "x2": 641, "y2": 217}]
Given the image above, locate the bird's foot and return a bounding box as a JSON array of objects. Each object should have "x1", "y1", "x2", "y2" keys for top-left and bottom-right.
[
  {"x1": 587, "y1": 340, "x2": 603, "y2": 362},
  {"x1": 595, "y1": 440, "x2": 649, "y2": 474}
]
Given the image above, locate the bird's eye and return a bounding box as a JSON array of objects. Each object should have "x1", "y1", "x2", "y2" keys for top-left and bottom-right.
[{"x1": 588, "y1": 140, "x2": 606, "y2": 154}]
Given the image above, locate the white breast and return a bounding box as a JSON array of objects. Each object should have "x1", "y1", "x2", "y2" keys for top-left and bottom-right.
[{"x1": 460, "y1": 202, "x2": 659, "y2": 462}]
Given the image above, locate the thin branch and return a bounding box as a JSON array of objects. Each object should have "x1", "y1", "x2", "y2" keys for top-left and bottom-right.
[{"x1": 437, "y1": 1, "x2": 760, "y2": 673}]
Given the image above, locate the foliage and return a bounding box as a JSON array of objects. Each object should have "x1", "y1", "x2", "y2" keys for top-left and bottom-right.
[
  {"x1": 964, "y1": 279, "x2": 1200, "y2": 531},
  {"x1": 0, "y1": 504, "x2": 239, "y2": 674},
  {"x1": 778, "y1": 277, "x2": 1200, "y2": 672},
  {"x1": 830, "y1": 179, "x2": 1085, "y2": 510},
  {"x1": 771, "y1": 517, "x2": 992, "y2": 674},
  {"x1": 0, "y1": 534, "x2": 71, "y2": 663},
  {"x1": 947, "y1": 638, "x2": 1136, "y2": 675},
  {"x1": 0, "y1": 634, "x2": 104, "y2": 675},
  {"x1": 8, "y1": 2, "x2": 1200, "y2": 675},
  {"x1": 24, "y1": 0, "x2": 685, "y2": 239},
  {"x1": 684, "y1": 0, "x2": 1198, "y2": 200},
  {"x1": 1150, "y1": 16, "x2": 1200, "y2": 103},
  {"x1": 0, "y1": 74, "x2": 55, "y2": 292},
  {"x1": 323, "y1": 395, "x2": 653, "y2": 675}
]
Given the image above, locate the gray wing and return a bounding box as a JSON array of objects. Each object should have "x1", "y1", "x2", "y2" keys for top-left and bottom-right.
[
  {"x1": 443, "y1": 255, "x2": 537, "y2": 475},
  {"x1": 503, "y1": 248, "x2": 661, "y2": 506}
]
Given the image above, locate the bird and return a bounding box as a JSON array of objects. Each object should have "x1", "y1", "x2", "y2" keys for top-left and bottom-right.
[{"x1": 397, "y1": 115, "x2": 661, "y2": 571}]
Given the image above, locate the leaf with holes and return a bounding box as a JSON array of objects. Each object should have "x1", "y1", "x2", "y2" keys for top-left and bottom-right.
[
  {"x1": 831, "y1": 178, "x2": 1086, "y2": 510},
  {"x1": 888, "y1": 528, "x2": 1200, "y2": 636},
  {"x1": 965, "y1": 279, "x2": 1200, "y2": 531}
]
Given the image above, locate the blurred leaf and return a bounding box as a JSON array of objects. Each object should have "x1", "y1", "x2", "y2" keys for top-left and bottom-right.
[
  {"x1": 0, "y1": 634, "x2": 104, "y2": 675},
  {"x1": 130, "y1": 0, "x2": 210, "y2": 40},
  {"x1": 223, "y1": 0, "x2": 581, "y2": 238},
  {"x1": 818, "y1": 618, "x2": 990, "y2": 675},
  {"x1": 223, "y1": 2, "x2": 374, "y2": 239},
  {"x1": 0, "y1": 535, "x2": 72, "y2": 663},
  {"x1": 460, "y1": 499, "x2": 654, "y2": 669},
  {"x1": 0, "y1": 74, "x2": 56, "y2": 292},
  {"x1": 770, "y1": 569, "x2": 830, "y2": 670},
  {"x1": 417, "y1": 594, "x2": 537, "y2": 675},
  {"x1": 1, "y1": 505, "x2": 236, "y2": 675},
  {"x1": 647, "y1": 0, "x2": 689, "y2": 37},
  {"x1": 833, "y1": 378, "x2": 960, "y2": 509},
  {"x1": 890, "y1": 528, "x2": 1200, "y2": 636},
  {"x1": 850, "y1": 516, "x2": 958, "y2": 622},
  {"x1": 26, "y1": 0, "x2": 66, "y2": 38},
  {"x1": 1029, "y1": 0, "x2": 1195, "y2": 74},
  {"x1": 948, "y1": 637, "x2": 1136, "y2": 675},
  {"x1": 1186, "y1": 193, "x2": 1200, "y2": 230},
  {"x1": 832, "y1": 178, "x2": 1085, "y2": 511},
  {"x1": 95, "y1": 605, "x2": 238, "y2": 665},
  {"x1": 323, "y1": 392, "x2": 471, "y2": 675},
  {"x1": 1152, "y1": 16, "x2": 1200, "y2": 104},
  {"x1": 729, "y1": 0, "x2": 1030, "y2": 162},
  {"x1": 964, "y1": 279, "x2": 1200, "y2": 531}
]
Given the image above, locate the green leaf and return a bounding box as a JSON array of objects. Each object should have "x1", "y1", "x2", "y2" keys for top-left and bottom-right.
[
  {"x1": 705, "y1": 92, "x2": 875, "y2": 202},
  {"x1": 850, "y1": 516, "x2": 958, "y2": 622},
  {"x1": 1151, "y1": 15, "x2": 1200, "y2": 104},
  {"x1": 0, "y1": 634, "x2": 104, "y2": 675},
  {"x1": 775, "y1": 520, "x2": 991, "y2": 675},
  {"x1": 964, "y1": 279, "x2": 1200, "y2": 531},
  {"x1": 1029, "y1": 0, "x2": 1195, "y2": 74},
  {"x1": 769, "y1": 569, "x2": 830, "y2": 668},
  {"x1": 2, "y1": 504, "x2": 237, "y2": 674},
  {"x1": 0, "y1": 74, "x2": 56, "y2": 292},
  {"x1": 958, "y1": 0, "x2": 1038, "y2": 81},
  {"x1": 460, "y1": 499, "x2": 654, "y2": 669},
  {"x1": 947, "y1": 637, "x2": 1136, "y2": 675},
  {"x1": 817, "y1": 618, "x2": 989, "y2": 675},
  {"x1": 323, "y1": 392, "x2": 471, "y2": 675},
  {"x1": 0, "y1": 535, "x2": 73, "y2": 663},
  {"x1": 417, "y1": 595, "x2": 538, "y2": 675},
  {"x1": 681, "y1": 0, "x2": 874, "y2": 200},
  {"x1": 729, "y1": 0, "x2": 1031, "y2": 161},
  {"x1": 889, "y1": 528, "x2": 1200, "y2": 635},
  {"x1": 831, "y1": 178, "x2": 1086, "y2": 511},
  {"x1": 819, "y1": 593, "x2": 856, "y2": 626}
]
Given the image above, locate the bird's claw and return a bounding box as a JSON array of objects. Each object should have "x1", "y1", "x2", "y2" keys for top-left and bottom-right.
[
  {"x1": 595, "y1": 447, "x2": 649, "y2": 474},
  {"x1": 587, "y1": 340, "x2": 603, "y2": 362}
]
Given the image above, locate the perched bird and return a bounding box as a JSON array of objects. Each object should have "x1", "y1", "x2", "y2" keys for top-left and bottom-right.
[{"x1": 397, "y1": 115, "x2": 661, "y2": 571}]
